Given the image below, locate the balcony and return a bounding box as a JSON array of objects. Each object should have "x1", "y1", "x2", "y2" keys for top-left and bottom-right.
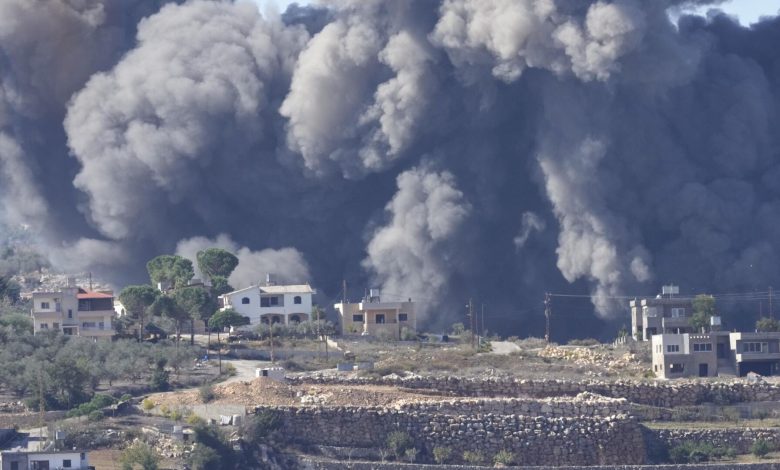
[
  {"x1": 662, "y1": 316, "x2": 691, "y2": 329},
  {"x1": 736, "y1": 352, "x2": 780, "y2": 362}
]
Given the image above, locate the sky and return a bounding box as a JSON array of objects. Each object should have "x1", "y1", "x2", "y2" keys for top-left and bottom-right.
[{"x1": 252, "y1": 0, "x2": 780, "y2": 26}]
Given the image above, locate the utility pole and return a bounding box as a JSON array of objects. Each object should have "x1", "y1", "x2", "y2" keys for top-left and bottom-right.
[
  {"x1": 269, "y1": 320, "x2": 275, "y2": 364},
  {"x1": 481, "y1": 304, "x2": 485, "y2": 338},
  {"x1": 468, "y1": 298, "x2": 475, "y2": 349},
  {"x1": 544, "y1": 293, "x2": 551, "y2": 343},
  {"x1": 342, "y1": 280, "x2": 347, "y2": 305},
  {"x1": 770, "y1": 286, "x2": 774, "y2": 319}
]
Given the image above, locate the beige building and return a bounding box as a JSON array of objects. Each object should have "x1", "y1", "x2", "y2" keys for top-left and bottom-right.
[
  {"x1": 335, "y1": 289, "x2": 416, "y2": 340},
  {"x1": 31, "y1": 281, "x2": 115, "y2": 340},
  {"x1": 652, "y1": 331, "x2": 780, "y2": 378},
  {"x1": 630, "y1": 286, "x2": 696, "y2": 341}
]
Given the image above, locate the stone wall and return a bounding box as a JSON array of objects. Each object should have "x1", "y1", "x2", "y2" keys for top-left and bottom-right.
[
  {"x1": 296, "y1": 459, "x2": 780, "y2": 470},
  {"x1": 395, "y1": 393, "x2": 630, "y2": 418},
  {"x1": 288, "y1": 375, "x2": 780, "y2": 406},
  {"x1": 652, "y1": 428, "x2": 780, "y2": 454},
  {"x1": 256, "y1": 405, "x2": 645, "y2": 466}
]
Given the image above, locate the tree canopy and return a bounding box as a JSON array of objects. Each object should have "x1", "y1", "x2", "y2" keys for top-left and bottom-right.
[
  {"x1": 756, "y1": 316, "x2": 780, "y2": 332},
  {"x1": 118, "y1": 285, "x2": 159, "y2": 341},
  {"x1": 196, "y1": 248, "x2": 238, "y2": 280},
  {"x1": 690, "y1": 294, "x2": 716, "y2": 332},
  {"x1": 173, "y1": 287, "x2": 211, "y2": 322},
  {"x1": 0, "y1": 276, "x2": 20, "y2": 303},
  {"x1": 210, "y1": 308, "x2": 249, "y2": 332},
  {"x1": 146, "y1": 255, "x2": 194, "y2": 289}
]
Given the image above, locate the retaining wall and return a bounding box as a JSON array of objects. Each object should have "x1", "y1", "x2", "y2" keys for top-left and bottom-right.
[
  {"x1": 256, "y1": 405, "x2": 645, "y2": 466},
  {"x1": 289, "y1": 376, "x2": 780, "y2": 406}
]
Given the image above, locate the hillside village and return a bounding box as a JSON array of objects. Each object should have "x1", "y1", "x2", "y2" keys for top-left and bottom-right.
[{"x1": 3, "y1": 247, "x2": 780, "y2": 469}]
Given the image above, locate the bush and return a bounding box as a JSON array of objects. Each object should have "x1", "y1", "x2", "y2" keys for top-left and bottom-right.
[
  {"x1": 433, "y1": 446, "x2": 452, "y2": 464},
  {"x1": 462, "y1": 450, "x2": 487, "y2": 465},
  {"x1": 87, "y1": 410, "x2": 104, "y2": 422},
  {"x1": 121, "y1": 442, "x2": 160, "y2": 470},
  {"x1": 141, "y1": 398, "x2": 155, "y2": 411},
  {"x1": 199, "y1": 384, "x2": 215, "y2": 403},
  {"x1": 567, "y1": 338, "x2": 600, "y2": 346},
  {"x1": 119, "y1": 394, "x2": 132, "y2": 402},
  {"x1": 669, "y1": 441, "x2": 738, "y2": 463},
  {"x1": 65, "y1": 394, "x2": 117, "y2": 418},
  {"x1": 752, "y1": 439, "x2": 772, "y2": 458},
  {"x1": 493, "y1": 449, "x2": 515, "y2": 466},
  {"x1": 149, "y1": 368, "x2": 170, "y2": 392},
  {"x1": 386, "y1": 431, "x2": 414, "y2": 460},
  {"x1": 242, "y1": 410, "x2": 281, "y2": 445},
  {"x1": 222, "y1": 363, "x2": 236, "y2": 377}
]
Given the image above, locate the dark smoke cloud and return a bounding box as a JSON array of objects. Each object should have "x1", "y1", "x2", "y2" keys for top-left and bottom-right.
[{"x1": 2, "y1": 0, "x2": 780, "y2": 338}]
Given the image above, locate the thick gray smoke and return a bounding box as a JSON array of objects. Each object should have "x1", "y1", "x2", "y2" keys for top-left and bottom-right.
[
  {"x1": 175, "y1": 234, "x2": 310, "y2": 289},
  {"x1": 2, "y1": 0, "x2": 780, "y2": 337}
]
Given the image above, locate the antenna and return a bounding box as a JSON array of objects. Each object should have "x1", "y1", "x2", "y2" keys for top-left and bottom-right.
[
  {"x1": 544, "y1": 293, "x2": 551, "y2": 343},
  {"x1": 342, "y1": 280, "x2": 347, "y2": 304},
  {"x1": 771, "y1": 286, "x2": 774, "y2": 319},
  {"x1": 89, "y1": 272, "x2": 93, "y2": 291}
]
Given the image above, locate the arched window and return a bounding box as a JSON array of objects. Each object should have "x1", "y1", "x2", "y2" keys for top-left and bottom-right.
[
  {"x1": 290, "y1": 315, "x2": 301, "y2": 323},
  {"x1": 294, "y1": 296, "x2": 302, "y2": 304},
  {"x1": 241, "y1": 297, "x2": 250, "y2": 305}
]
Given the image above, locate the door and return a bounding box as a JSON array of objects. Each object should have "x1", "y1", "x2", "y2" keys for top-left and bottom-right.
[
  {"x1": 717, "y1": 343, "x2": 726, "y2": 359},
  {"x1": 699, "y1": 363, "x2": 708, "y2": 377},
  {"x1": 376, "y1": 314, "x2": 385, "y2": 324}
]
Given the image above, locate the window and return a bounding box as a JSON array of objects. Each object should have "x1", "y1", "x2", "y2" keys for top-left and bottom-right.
[
  {"x1": 53, "y1": 323, "x2": 59, "y2": 329},
  {"x1": 671, "y1": 308, "x2": 686, "y2": 318},
  {"x1": 270, "y1": 296, "x2": 279, "y2": 306},
  {"x1": 11, "y1": 461, "x2": 18, "y2": 470},
  {"x1": 666, "y1": 345, "x2": 680, "y2": 353},
  {"x1": 68, "y1": 309, "x2": 73, "y2": 319},
  {"x1": 670, "y1": 363, "x2": 684, "y2": 373},
  {"x1": 376, "y1": 314, "x2": 385, "y2": 324},
  {"x1": 290, "y1": 315, "x2": 301, "y2": 323},
  {"x1": 294, "y1": 296, "x2": 302, "y2": 304},
  {"x1": 241, "y1": 297, "x2": 250, "y2": 305},
  {"x1": 41, "y1": 302, "x2": 50, "y2": 309},
  {"x1": 399, "y1": 313, "x2": 408, "y2": 322},
  {"x1": 744, "y1": 342, "x2": 765, "y2": 353},
  {"x1": 63, "y1": 460, "x2": 72, "y2": 468},
  {"x1": 352, "y1": 314, "x2": 364, "y2": 322},
  {"x1": 40, "y1": 323, "x2": 48, "y2": 330},
  {"x1": 99, "y1": 321, "x2": 105, "y2": 330},
  {"x1": 693, "y1": 343, "x2": 713, "y2": 352}
]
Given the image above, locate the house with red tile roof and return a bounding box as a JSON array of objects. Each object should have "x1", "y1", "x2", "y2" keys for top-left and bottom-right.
[{"x1": 31, "y1": 278, "x2": 115, "y2": 340}]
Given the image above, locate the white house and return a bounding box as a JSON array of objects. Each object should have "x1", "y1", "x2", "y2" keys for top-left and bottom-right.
[
  {"x1": 219, "y1": 279, "x2": 315, "y2": 327},
  {"x1": 0, "y1": 450, "x2": 90, "y2": 469}
]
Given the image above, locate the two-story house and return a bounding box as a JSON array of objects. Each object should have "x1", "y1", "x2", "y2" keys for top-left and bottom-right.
[
  {"x1": 335, "y1": 289, "x2": 416, "y2": 340},
  {"x1": 652, "y1": 330, "x2": 780, "y2": 378},
  {"x1": 630, "y1": 286, "x2": 696, "y2": 341},
  {"x1": 219, "y1": 278, "x2": 315, "y2": 326},
  {"x1": 31, "y1": 281, "x2": 115, "y2": 340}
]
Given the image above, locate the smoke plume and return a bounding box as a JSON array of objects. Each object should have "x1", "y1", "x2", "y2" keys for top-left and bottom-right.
[{"x1": 1, "y1": 0, "x2": 780, "y2": 337}]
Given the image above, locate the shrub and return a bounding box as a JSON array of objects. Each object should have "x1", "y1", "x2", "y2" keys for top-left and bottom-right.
[
  {"x1": 87, "y1": 410, "x2": 104, "y2": 422},
  {"x1": 169, "y1": 408, "x2": 183, "y2": 421},
  {"x1": 433, "y1": 446, "x2": 452, "y2": 464},
  {"x1": 567, "y1": 338, "x2": 600, "y2": 346},
  {"x1": 199, "y1": 384, "x2": 215, "y2": 403},
  {"x1": 119, "y1": 394, "x2": 132, "y2": 402},
  {"x1": 669, "y1": 441, "x2": 722, "y2": 464},
  {"x1": 120, "y1": 442, "x2": 160, "y2": 470},
  {"x1": 141, "y1": 398, "x2": 155, "y2": 411},
  {"x1": 752, "y1": 439, "x2": 772, "y2": 458},
  {"x1": 404, "y1": 447, "x2": 418, "y2": 463},
  {"x1": 462, "y1": 450, "x2": 487, "y2": 465},
  {"x1": 186, "y1": 414, "x2": 205, "y2": 426},
  {"x1": 242, "y1": 410, "x2": 282, "y2": 445},
  {"x1": 386, "y1": 431, "x2": 414, "y2": 460},
  {"x1": 493, "y1": 449, "x2": 515, "y2": 466},
  {"x1": 223, "y1": 363, "x2": 237, "y2": 377},
  {"x1": 149, "y1": 368, "x2": 170, "y2": 391}
]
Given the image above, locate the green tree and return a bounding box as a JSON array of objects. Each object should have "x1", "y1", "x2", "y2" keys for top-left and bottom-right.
[
  {"x1": 149, "y1": 295, "x2": 189, "y2": 347},
  {"x1": 209, "y1": 308, "x2": 249, "y2": 372},
  {"x1": 146, "y1": 255, "x2": 194, "y2": 290},
  {"x1": 756, "y1": 317, "x2": 780, "y2": 332},
  {"x1": 0, "y1": 276, "x2": 20, "y2": 303},
  {"x1": 691, "y1": 294, "x2": 716, "y2": 332},
  {"x1": 119, "y1": 285, "x2": 158, "y2": 341},
  {"x1": 120, "y1": 442, "x2": 160, "y2": 470},
  {"x1": 210, "y1": 276, "x2": 233, "y2": 297},
  {"x1": 196, "y1": 248, "x2": 238, "y2": 280},
  {"x1": 173, "y1": 287, "x2": 211, "y2": 345}
]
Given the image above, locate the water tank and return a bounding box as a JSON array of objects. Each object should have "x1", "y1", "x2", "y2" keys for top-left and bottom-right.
[
  {"x1": 369, "y1": 288, "x2": 381, "y2": 302},
  {"x1": 710, "y1": 316, "x2": 722, "y2": 327}
]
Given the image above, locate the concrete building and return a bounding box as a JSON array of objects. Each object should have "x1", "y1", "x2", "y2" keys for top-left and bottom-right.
[
  {"x1": 31, "y1": 281, "x2": 115, "y2": 340},
  {"x1": 652, "y1": 331, "x2": 780, "y2": 378},
  {"x1": 334, "y1": 289, "x2": 416, "y2": 340},
  {"x1": 630, "y1": 285, "x2": 696, "y2": 341},
  {"x1": 219, "y1": 277, "x2": 315, "y2": 326},
  {"x1": 0, "y1": 450, "x2": 90, "y2": 470}
]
